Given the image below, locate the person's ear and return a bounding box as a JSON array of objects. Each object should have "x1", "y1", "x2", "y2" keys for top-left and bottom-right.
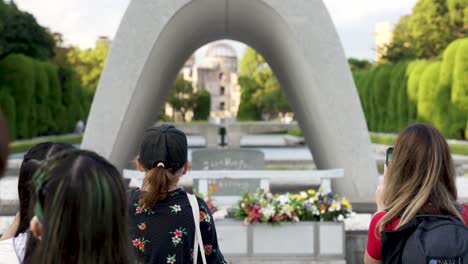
[
  {"x1": 30, "y1": 216, "x2": 43, "y2": 240},
  {"x1": 136, "y1": 158, "x2": 145, "y2": 172},
  {"x1": 181, "y1": 160, "x2": 190, "y2": 175}
]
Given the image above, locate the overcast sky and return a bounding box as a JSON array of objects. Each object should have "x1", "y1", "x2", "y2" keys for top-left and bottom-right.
[{"x1": 14, "y1": 0, "x2": 417, "y2": 61}]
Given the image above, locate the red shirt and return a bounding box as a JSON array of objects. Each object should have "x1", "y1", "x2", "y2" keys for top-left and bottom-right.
[{"x1": 366, "y1": 204, "x2": 468, "y2": 260}]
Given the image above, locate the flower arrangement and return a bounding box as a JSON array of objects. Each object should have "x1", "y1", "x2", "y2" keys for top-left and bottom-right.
[
  {"x1": 196, "y1": 183, "x2": 219, "y2": 213},
  {"x1": 233, "y1": 188, "x2": 352, "y2": 225}
]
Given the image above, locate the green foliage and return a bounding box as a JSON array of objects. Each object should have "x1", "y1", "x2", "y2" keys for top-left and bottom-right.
[
  {"x1": 384, "y1": 0, "x2": 468, "y2": 61},
  {"x1": 0, "y1": 54, "x2": 35, "y2": 138},
  {"x1": 67, "y1": 40, "x2": 110, "y2": 94},
  {"x1": 0, "y1": 87, "x2": 15, "y2": 138},
  {"x1": 59, "y1": 67, "x2": 86, "y2": 132},
  {"x1": 193, "y1": 89, "x2": 211, "y2": 121},
  {"x1": 418, "y1": 62, "x2": 443, "y2": 123},
  {"x1": 33, "y1": 61, "x2": 52, "y2": 135},
  {"x1": 43, "y1": 63, "x2": 66, "y2": 133},
  {"x1": 239, "y1": 47, "x2": 266, "y2": 77},
  {"x1": 452, "y1": 38, "x2": 468, "y2": 112},
  {"x1": 348, "y1": 58, "x2": 372, "y2": 72},
  {"x1": 238, "y1": 47, "x2": 290, "y2": 120},
  {"x1": 371, "y1": 64, "x2": 394, "y2": 131},
  {"x1": 167, "y1": 75, "x2": 197, "y2": 121},
  {"x1": 237, "y1": 76, "x2": 261, "y2": 121},
  {"x1": 0, "y1": 2, "x2": 55, "y2": 60},
  {"x1": 434, "y1": 39, "x2": 467, "y2": 138}
]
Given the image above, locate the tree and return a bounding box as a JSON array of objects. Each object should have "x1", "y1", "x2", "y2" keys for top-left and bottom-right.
[
  {"x1": 67, "y1": 39, "x2": 110, "y2": 94},
  {"x1": 238, "y1": 47, "x2": 290, "y2": 120},
  {"x1": 348, "y1": 58, "x2": 372, "y2": 72},
  {"x1": 0, "y1": 1, "x2": 55, "y2": 60},
  {"x1": 193, "y1": 89, "x2": 211, "y2": 121},
  {"x1": 384, "y1": 0, "x2": 468, "y2": 61},
  {"x1": 239, "y1": 47, "x2": 266, "y2": 77},
  {"x1": 237, "y1": 76, "x2": 261, "y2": 121},
  {"x1": 251, "y1": 68, "x2": 290, "y2": 118},
  {"x1": 167, "y1": 75, "x2": 197, "y2": 122}
]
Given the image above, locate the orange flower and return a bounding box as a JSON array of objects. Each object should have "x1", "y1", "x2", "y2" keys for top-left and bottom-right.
[
  {"x1": 320, "y1": 204, "x2": 327, "y2": 212},
  {"x1": 138, "y1": 223, "x2": 147, "y2": 231}
]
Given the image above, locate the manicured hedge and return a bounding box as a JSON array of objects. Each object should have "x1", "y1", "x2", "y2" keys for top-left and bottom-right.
[{"x1": 0, "y1": 54, "x2": 91, "y2": 140}]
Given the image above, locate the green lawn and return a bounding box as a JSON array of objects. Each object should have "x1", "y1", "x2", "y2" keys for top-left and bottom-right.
[{"x1": 10, "y1": 134, "x2": 83, "y2": 154}]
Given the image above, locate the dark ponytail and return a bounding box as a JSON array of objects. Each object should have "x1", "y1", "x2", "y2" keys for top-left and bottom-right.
[{"x1": 141, "y1": 163, "x2": 183, "y2": 207}]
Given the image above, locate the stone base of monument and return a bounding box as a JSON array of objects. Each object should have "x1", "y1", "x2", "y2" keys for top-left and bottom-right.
[{"x1": 216, "y1": 220, "x2": 345, "y2": 263}]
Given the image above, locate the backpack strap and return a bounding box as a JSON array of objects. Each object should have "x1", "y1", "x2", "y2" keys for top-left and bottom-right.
[{"x1": 187, "y1": 193, "x2": 207, "y2": 264}]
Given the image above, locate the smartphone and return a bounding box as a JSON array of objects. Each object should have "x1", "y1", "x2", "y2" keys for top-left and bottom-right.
[{"x1": 386, "y1": 147, "x2": 394, "y2": 166}]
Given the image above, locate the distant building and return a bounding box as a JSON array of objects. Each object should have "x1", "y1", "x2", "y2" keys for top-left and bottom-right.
[
  {"x1": 375, "y1": 22, "x2": 393, "y2": 61},
  {"x1": 175, "y1": 43, "x2": 241, "y2": 123}
]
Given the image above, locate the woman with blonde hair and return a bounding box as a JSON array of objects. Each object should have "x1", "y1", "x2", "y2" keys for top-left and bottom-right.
[{"x1": 365, "y1": 124, "x2": 468, "y2": 264}]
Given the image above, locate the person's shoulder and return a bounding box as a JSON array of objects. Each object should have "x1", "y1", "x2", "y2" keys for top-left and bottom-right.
[{"x1": 0, "y1": 238, "x2": 20, "y2": 263}]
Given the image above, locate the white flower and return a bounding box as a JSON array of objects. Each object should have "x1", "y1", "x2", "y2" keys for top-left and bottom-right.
[
  {"x1": 276, "y1": 194, "x2": 290, "y2": 205},
  {"x1": 300, "y1": 191, "x2": 308, "y2": 199},
  {"x1": 260, "y1": 204, "x2": 276, "y2": 218},
  {"x1": 337, "y1": 214, "x2": 344, "y2": 221}
]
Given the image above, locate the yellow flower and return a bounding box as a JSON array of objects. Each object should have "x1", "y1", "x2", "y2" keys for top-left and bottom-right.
[
  {"x1": 341, "y1": 198, "x2": 351, "y2": 209},
  {"x1": 291, "y1": 194, "x2": 300, "y2": 200},
  {"x1": 300, "y1": 191, "x2": 308, "y2": 199},
  {"x1": 307, "y1": 189, "x2": 316, "y2": 195}
]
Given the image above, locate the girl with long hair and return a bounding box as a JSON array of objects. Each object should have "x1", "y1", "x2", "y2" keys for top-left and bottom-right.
[
  {"x1": 28, "y1": 149, "x2": 131, "y2": 264},
  {"x1": 0, "y1": 142, "x2": 75, "y2": 263},
  {"x1": 128, "y1": 125, "x2": 226, "y2": 263},
  {"x1": 364, "y1": 124, "x2": 468, "y2": 264}
]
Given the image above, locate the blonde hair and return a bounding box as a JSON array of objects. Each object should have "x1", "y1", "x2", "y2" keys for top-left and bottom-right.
[{"x1": 379, "y1": 124, "x2": 463, "y2": 234}]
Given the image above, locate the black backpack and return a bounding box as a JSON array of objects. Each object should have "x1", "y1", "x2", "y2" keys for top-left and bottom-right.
[{"x1": 382, "y1": 215, "x2": 468, "y2": 264}]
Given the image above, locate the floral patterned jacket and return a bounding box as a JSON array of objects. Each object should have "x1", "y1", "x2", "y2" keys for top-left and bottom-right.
[{"x1": 127, "y1": 188, "x2": 227, "y2": 264}]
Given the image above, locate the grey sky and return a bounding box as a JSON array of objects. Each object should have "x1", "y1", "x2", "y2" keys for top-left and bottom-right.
[{"x1": 14, "y1": 0, "x2": 417, "y2": 61}]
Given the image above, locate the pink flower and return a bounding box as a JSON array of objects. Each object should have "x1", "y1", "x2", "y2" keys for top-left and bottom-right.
[
  {"x1": 136, "y1": 207, "x2": 142, "y2": 214},
  {"x1": 174, "y1": 229, "x2": 183, "y2": 237},
  {"x1": 132, "y1": 238, "x2": 141, "y2": 246}
]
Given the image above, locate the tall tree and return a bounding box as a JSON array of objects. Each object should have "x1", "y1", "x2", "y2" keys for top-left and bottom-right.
[
  {"x1": 167, "y1": 75, "x2": 197, "y2": 122},
  {"x1": 67, "y1": 39, "x2": 110, "y2": 94},
  {"x1": 0, "y1": 1, "x2": 55, "y2": 60},
  {"x1": 384, "y1": 0, "x2": 468, "y2": 61}
]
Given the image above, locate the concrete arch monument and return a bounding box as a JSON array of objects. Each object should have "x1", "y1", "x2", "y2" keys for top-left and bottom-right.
[{"x1": 82, "y1": 0, "x2": 377, "y2": 202}]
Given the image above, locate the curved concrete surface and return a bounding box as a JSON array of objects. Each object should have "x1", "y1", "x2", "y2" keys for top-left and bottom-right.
[{"x1": 82, "y1": 0, "x2": 378, "y2": 201}]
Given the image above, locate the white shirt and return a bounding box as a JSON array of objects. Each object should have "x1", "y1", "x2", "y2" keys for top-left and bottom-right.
[{"x1": 0, "y1": 232, "x2": 27, "y2": 264}]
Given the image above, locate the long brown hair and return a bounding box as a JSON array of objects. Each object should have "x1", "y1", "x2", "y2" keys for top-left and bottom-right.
[
  {"x1": 379, "y1": 124, "x2": 462, "y2": 233},
  {"x1": 140, "y1": 162, "x2": 184, "y2": 208}
]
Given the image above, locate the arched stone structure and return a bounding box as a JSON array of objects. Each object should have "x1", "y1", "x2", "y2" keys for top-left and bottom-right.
[{"x1": 82, "y1": 0, "x2": 377, "y2": 202}]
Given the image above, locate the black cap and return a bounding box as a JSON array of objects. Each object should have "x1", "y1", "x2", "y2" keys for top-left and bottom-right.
[{"x1": 138, "y1": 125, "x2": 188, "y2": 170}]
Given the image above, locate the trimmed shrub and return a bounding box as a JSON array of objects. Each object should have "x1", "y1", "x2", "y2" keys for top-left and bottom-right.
[
  {"x1": 44, "y1": 63, "x2": 66, "y2": 134},
  {"x1": 33, "y1": 61, "x2": 51, "y2": 135},
  {"x1": 435, "y1": 39, "x2": 467, "y2": 139},
  {"x1": 418, "y1": 61, "x2": 442, "y2": 123},
  {"x1": 0, "y1": 54, "x2": 35, "y2": 138},
  {"x1": 452, "y1": 38, "x2": 468, "y2": 112},
  {"x1": 0, "y1": 88, "x2": 16, "y2": 139},
  {"x1": 407, "y1": 60, "x2": 429, "y2": 121},
  {"x1": 371, "y1": 64, "x2": 393, "y2": 132}
]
